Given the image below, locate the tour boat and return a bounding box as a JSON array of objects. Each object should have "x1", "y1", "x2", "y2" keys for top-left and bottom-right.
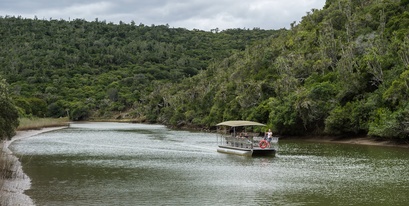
[{"x1": 216, "y1": 120, "x2": 278, "y2": 157}]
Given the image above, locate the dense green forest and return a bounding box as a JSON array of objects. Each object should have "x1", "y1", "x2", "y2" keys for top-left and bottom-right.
[
  {"x1": 138, "y1": 0, "x2": 409, "y2": 139},
  {"x1": 0, "y1": 16, "x2": 278, "y2": 122},
  {"x1": 1, "y1": 0, "x2": 409, "y2": 140}
]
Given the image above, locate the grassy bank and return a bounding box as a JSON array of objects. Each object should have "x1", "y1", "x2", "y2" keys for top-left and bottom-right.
[{"x1": 17, "y1": 117, "x2": 70, "y2": 130}]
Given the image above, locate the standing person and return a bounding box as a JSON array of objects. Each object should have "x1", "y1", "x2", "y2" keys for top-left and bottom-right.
[{"x1": 266, "y1": 129, "x2": 273, "y2": 143}]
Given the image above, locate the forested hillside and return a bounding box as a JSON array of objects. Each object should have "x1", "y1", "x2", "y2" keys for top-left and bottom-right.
[
  {"x1": 1, "y1": 0, "x2": 409, "y2": 140},
  {"x1": 0, "y1": 17, "x2": 277, "y2": 121},
  {"x1": 149, "y1": 0, "x2": 409, "y2": 139}
]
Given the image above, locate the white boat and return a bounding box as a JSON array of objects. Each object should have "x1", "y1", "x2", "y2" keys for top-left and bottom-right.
[{"x1": 216, "y1": 120, "x2": 278, "y2": 157}]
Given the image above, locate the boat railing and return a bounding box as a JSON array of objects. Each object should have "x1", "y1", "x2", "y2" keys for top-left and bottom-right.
[
  {"x1": 220, "y1": 135, "x2": 279, "y2": 149},
  {"x1": 222, "y1": 136, "x2": 254, "y2": 149},
  {"x1": 253, "y1": 136, "x2": 279, "y2": 144}
]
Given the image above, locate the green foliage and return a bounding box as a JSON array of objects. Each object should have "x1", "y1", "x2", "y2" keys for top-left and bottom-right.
[
  {"x1": 0, "y1": 17, "x2": 276, "y2": 122},
  {"x1": 0, "y1": 100, "x2": 19, "y2": 140},
  {"x1": 383, "y1": 69, "x2": 409, "y2": 107},
  {"x1": 26, "y1": 98, "x2": 47, "y2": 117},
  {"x1": 0, "y1": 78, "x2": 19, "y2": 140},
  {"x1": 47, "y1": 100, "x2": 69, "y2": 118},
  {"x1": 247, "y1": 100, "x2": 270, "y2": 124},
  {"x1": 13, "y1": 97, "x2": 47, "y2": 117},
  {"x1": 148, "y1": 0, "x2": 409, "y2": 141},
  {"x1": 268, "y1": 96, "x2": 304, "y2": 135},
  {"x1": 70, "y1": 102, "x2": 90, "y2": 121},
  {"x1": 169, "y1": 108, "x2": 186, "y2": 126},
  {"x1": 325, "y1": 99, "x2": 373, "y2": 135},
  {"x1": 294, "y1": 81, "x2": 338, "y2": 133},
  {"x1": 368, "y1": 105, "x2": 409, "y2": 139},
  {"x1": 1, "y1": 0, "x2": 409, "y2": 141},
  {"x1": 13, "y1": 97, "x2": 31, "y2": 116}
]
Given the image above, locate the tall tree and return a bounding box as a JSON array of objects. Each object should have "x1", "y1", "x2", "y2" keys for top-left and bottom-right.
[{"x1": 0, "y1": 77, "x2": 19, "y2": 140}]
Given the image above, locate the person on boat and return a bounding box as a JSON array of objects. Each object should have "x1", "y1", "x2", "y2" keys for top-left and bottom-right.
[
  {"x1": 266, "y1": 129, "x2": 273, "y2": 143},
  {"x1": 229, "y1": 127, "x2": 235, "y2": 137}
]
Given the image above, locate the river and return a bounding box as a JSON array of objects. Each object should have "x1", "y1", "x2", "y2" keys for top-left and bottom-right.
[{"x1": 10, "y1": 122, "x2": 409, "y2": 205}]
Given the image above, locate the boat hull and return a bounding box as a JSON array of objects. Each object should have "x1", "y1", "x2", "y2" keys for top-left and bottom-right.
[{"x1": 217, "y1": 145, "x2": 276, "y2": 157}]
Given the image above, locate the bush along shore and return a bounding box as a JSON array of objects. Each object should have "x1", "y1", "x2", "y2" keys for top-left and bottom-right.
[{"x1": 0, "y1": 118, "x2": 70, "y2": 206}]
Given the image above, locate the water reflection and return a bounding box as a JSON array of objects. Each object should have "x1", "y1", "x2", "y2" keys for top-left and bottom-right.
[{"x1": 10, "y1": 122, "x2": 409, "y2": 205}]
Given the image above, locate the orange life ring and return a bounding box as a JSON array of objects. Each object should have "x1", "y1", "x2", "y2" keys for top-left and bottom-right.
[{"x1": 259, "y1": 140, "x2": 269, "y2": 149}]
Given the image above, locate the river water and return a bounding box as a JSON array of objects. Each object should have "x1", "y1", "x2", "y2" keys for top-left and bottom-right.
[{"x1": 10, "y1": 122, "x2": 409, "y2": 205}]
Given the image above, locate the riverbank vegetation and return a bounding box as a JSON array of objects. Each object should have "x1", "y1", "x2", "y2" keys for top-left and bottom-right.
[
  {"x1": 0, "y1": 78, "x2": 19, "y2": 140},
  {"x1": 144, "y1": 0, "x2": 409, "y2": 140},
  {"x1": 1, "y1": 0, "x2": 408, "y2": 141},
  {"x1": 17, "y1": 117, "x2": 70, "y2": 131}
]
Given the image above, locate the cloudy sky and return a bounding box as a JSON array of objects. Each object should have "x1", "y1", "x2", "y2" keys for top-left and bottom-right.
[{"x1": 1, "y1": 0, "x2": 326, "y2": 31}]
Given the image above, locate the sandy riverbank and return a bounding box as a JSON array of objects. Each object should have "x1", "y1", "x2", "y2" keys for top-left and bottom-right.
[{"x1": 0, "y1": 127, "x2": 67, "y2": 206}]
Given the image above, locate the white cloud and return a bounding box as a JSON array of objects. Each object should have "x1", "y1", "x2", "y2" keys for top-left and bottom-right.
[
  {"x1": 0, "y1": 0, "x2": 326, "y2": 30},
  {"x1": 35, "y1": 2, "x2": 115, "y2": 20}
]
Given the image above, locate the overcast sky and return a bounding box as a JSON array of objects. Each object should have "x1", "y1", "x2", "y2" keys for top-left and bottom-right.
[{"x1": 1, "y1": 0, "x2": 326, "y2": 31}]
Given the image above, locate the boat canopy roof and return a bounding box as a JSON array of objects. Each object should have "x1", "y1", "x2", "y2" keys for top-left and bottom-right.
[{"x1": 216, "y1": 120, "x2": 266, "y2": 127}]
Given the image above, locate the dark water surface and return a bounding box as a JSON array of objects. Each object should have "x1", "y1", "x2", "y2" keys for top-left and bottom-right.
[{"x1": 10, "y1": 122, "x2": 409, "y2": 205}]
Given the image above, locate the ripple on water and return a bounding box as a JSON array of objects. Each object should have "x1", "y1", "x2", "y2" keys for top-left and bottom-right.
[{"x1": 9, "y1": 122, "x2": 409, "y2": 205}]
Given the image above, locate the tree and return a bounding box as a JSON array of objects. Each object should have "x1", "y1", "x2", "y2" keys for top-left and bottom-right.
[{"x1": 0, "y1": 78, "x2": 19, "y2": 140}]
